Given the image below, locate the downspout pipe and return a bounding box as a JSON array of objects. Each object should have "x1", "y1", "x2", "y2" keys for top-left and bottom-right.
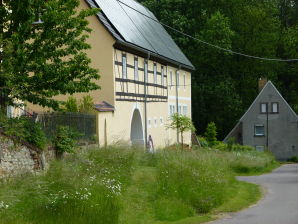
[
  {"x1": 175, "y1": 65, "x2": 182, "y2": 143},
  {"x1": 144, "y1": 52, "x2": 150, "y2": 149}
]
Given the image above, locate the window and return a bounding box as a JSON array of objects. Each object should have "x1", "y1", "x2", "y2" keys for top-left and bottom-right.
[
  {"x1": 154, "y1": 118, "x2": 157, "y2": 127},
  {"x1": 161, "y1": 66, "x2": 164, "y2": 86},
  {"x1": 272, "y1": 102, "x2": 279, "y2": 113},
  {"x1": 176, "y1": 71, "x2": 180, "y2": 89},
  {"x1": 154, "y1": 63, "x2": 157, "y2": 84},
  {"x1": 256, "y1": 146, "x2": 265, "y2": 152},
  {"x1": 183, "y1": 74, "x2": 186, "y2": 89},
  {"x1": 160, "y1": 117, "x2": 164, "y2": 126},
  {"x1": 170, "y1": 105, "x2": 175, "y2": 116},
  {"x1": 148, "y1": 119, "x2": 151, "y2": 128},
  {"x1": 183, "y1": 106, "x2": 187, "y2": 116},
  {"x1": 122, "y1": 55, "x2": 127, "y2": 79},
  {"x1": 260, "y1": 103, "x2": 267, "y2": 113},
  {"x1": 178, "y1": 105, "x2": 182, "y2": 114},
  {"x1": 170, "y1": 71, "x2": 173, "y2": 89},
  {"x1": 144, "y1": 60, "x2": 148, "y2": 82},
  {"x1": 134, "y1": 58, "x2": 138, "y2": 80},
  {"x1": 255, "y1": 124, "x2": 265, "y2": 136}
]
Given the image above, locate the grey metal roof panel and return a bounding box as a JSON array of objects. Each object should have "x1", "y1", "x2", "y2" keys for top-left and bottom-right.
[
  {"x1": 92, "y1": 0, "x2": 194, "y2": 69},
  {"x1": 86, "y1": 0, "x2": 125, "y2": 41}
]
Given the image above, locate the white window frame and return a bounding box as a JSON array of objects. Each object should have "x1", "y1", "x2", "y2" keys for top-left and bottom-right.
[
  {"x1": 154, "y1": 117, "x2": 158, "y2": 128},
  {"x1": 160, "y1": 117, "x2": 164, "y2": 126},
  {"x1": 176, "y1": 71, "x2": 180, "y2": 89},
  {"x1": 134, "y1": 58, "x2": 138, "y2": 81},
  {"x1": 183, "y1": 105, "x2": 187, "y2": 116},
  {"x1": 144, "y1": 60, "x2": 148, "y2": 82},
  {"x1": 148, "y1": 118, "x2": 151, "y2": 128},
  {"x1": 154, "y1": 63, "x2": 157, "y2": 84},
  {"x1": 122, "y1": 54, "x2": 127, "y2": 79},
  {"x1": 260, "y1": 103, "x2": 267, "y2": 114},
  {"x1": 254, "y1": 124, "x2": 265, "y2": 136},
  {"x1": 272, "y1": 102, "x2": 279, "y2": 113},
  {"x1": 161, "y1": 66, "x2": 164, "y2": 86},
  {"x1": 256, "y1": 146, "x2": 265, "y2": 152}
]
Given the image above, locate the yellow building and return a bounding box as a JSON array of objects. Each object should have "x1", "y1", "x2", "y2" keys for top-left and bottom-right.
[{"x1": 28, "y1": 0, "x2": 195, "y2": 148}]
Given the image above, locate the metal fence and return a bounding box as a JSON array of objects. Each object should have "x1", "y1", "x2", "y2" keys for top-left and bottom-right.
[{"x1": 38, "y1": 112, "x2": 97, "y2": 142}]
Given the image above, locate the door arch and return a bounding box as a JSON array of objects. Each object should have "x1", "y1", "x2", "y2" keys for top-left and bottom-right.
[{"x1": 130, "y1": 109, "x2": 144, "y2": 146}]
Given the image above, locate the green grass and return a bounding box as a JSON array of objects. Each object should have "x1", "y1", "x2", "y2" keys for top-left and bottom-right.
[{"x1": 0, "y1": 146, "x2": 277, "y2": 224}]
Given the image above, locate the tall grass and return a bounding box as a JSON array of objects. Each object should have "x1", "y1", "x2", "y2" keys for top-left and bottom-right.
[{"x1": 0, "y1": 146, "x2": 277, "y2": 224}]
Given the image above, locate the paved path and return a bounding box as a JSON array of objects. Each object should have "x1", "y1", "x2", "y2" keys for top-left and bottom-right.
[{"x1": 210, "y1": 164, "x2": 298, "y2": 224}]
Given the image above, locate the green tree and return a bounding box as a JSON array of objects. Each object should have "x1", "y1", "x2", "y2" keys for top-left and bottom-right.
[
  {"x1": 64, "y1": 96, "x2": 79, "y2": 112},
  {"x1": 167, "y1": 113, "x2": 196, "y2": 149},
  {"x1": 204, "y1": 122, "x2": 217, "y2": 147},
  {"x1": 0, "y1": 0, "x2": 100, "y2": 110},
  {"x1": 78, "y1": 95, "x2": 94, "y2": 113}
]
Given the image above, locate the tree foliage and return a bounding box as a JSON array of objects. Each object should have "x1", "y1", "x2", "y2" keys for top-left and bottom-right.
[
  {"x1": 0, "y1": 0, "x2": 100, "y2": 110},
  {"x1": 139, "y1": 0, "x2": 298, "y2": 139},
  {"x1": 204, "y1": 122, "x2": 217, "y2": 147}
]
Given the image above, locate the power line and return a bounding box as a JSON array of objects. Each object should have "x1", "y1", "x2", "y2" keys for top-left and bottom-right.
[{"x1": 116, "y1": 0, "x2": 298, "y2": 62}]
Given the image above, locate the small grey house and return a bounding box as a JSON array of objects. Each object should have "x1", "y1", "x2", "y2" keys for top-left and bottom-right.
[{"x1": 224, "y1": 80, "x2": 298, "y2": 161}]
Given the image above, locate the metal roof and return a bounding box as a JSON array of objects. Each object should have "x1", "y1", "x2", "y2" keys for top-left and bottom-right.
[{"x1": 88, "y1": 0, "x2": 194, "y2": 70}]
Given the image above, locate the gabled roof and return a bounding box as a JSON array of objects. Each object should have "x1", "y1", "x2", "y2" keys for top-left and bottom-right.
[
  {"x1": 86, "y1": 0, "x2": 194, "y2": 71},
  {"x1": 224, "y1": 81, "x2": 298, "y2": 141}
]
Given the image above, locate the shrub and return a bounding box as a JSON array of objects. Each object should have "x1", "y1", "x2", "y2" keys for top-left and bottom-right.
[
  {"x1": 1, "y1": 116, "x2": 47, "y2": 149},
  {"x1": 204, "y1": 122, "x2": 217, "y2": 146},
  {"x1": 53, "y1": 126, "x2": 79, "y2": 154},
  {"x1": 288, "y1": 156, "x2": 298, "y2": 163}
]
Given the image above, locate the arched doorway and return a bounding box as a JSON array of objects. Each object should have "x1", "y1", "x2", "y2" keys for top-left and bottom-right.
[{"x1": 130, "y1": 109, "x2": 144, "y2": 146}]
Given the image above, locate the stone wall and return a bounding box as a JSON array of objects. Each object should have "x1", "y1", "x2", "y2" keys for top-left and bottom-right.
[{"x1": 0, "y1": 135, "x2": 42, "y2": 178}]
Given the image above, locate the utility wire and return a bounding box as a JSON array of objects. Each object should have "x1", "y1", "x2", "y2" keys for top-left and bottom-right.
[{"x1": 116, "y1": 0, "x2": 298, "y2": 62}]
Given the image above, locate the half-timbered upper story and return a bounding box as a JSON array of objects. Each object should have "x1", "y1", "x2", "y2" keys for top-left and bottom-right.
[{"x1": 85, "y1": 0, "x2": 195, "y2": 105}]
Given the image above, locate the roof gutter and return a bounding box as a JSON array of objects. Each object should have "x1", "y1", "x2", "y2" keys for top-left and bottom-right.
[{"x1": 114, "y1": 40, "x2": 195, "y2": 72}]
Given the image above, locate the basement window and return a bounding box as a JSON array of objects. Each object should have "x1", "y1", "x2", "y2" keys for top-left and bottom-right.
[
  {"x1": 256, "y1": 146, "x2": 265, "y2": 152},
  {"x1": 254, "y1": 124, "x2": 265, "y2": 136}
]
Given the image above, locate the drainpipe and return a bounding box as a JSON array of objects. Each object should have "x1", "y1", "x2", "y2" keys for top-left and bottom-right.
[
  {"x1": 175, "y1": 65, "x2": 181, "y2": 144},
  {"x1": 144, "y1": 52, "x2": 150, "y2": 149}
]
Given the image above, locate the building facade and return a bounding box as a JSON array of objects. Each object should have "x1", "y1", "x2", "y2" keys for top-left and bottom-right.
[
  {"x1": 224, "y1": 81, "x2": 298, "y2": 161},
  {"x1": 27, "y1": 0, "x2": 195, "y2": 148}
]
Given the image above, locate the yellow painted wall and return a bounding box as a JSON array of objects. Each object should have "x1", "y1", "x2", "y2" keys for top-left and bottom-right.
[{"x1": 27, "y1": 0, "x2": 116, "y2": 112}]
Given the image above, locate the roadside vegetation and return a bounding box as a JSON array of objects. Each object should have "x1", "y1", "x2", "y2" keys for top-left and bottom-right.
[{"x1": 0, "y1": 143, "x2": 278, "y2": 224}]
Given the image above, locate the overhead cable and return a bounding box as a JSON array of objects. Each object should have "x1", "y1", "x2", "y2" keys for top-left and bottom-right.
[{"x1": 116, "y1": 0, "x2": 298, "y2": 62}]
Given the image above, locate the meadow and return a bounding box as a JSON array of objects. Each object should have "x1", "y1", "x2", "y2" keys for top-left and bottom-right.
[{"x1": 0, "y1": 145, "x2": 278, "y2": 224}]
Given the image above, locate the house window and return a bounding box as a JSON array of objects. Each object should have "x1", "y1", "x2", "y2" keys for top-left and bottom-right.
[
  {"x1": 134, "y1": 58, "x2": 138, "y2": 80},
  {"x1": 170, "y1": 105, "x2": 175, "y2": 116},
  {"x1": 260, "y1": 103, "x2": 268, "y2": 114},
  {"x1": 170, "y1": 71, "x2": 173, "y2": 89},
  {"x1": 154, "y1": 118, "x2": 157, "y2": 127},
  {"x1": 272, "y1": 102, "x2": 279, "y2": 113},
  {"x1": 255, "y1": 124, "x2": 265, "y2": 136},
  {"x1": 122, "y1": 54, "x2": 127, "y2": 79},
  {"x1": 160, "y1": 117, "x2": 163, "y2": 126},
  {"x1": 176, "y1": 71, "x2": 180, "y2": 89},
  {"x1": 144, "y1": 60, "x2": 148, "y2": 82},
  {"x1": 154, "y1": 63, "x2": 157, "y2": 84},
  {"x1": 148, "y1": 119, "x2": 151, "y2": 128},
  {"x1": 183, "y1": 74, "x2": 186, "y2": 89},
  {"x1": 256, "y1": 146, "x2": 265, "y2": 152},
  {"x1": 178, "y1": 105, "x2": 182, "y2": 114},
  {"x1": 183, "y1": 106, "x2": 187, "y2": 116},
  {"x1": 161, "y1": 66, "x2": 164, "y2": 86}
]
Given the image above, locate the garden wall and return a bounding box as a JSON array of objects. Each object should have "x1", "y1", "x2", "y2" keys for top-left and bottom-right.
[{"x1": 0, "y1": 134, "x2": 45, "y2": 178}]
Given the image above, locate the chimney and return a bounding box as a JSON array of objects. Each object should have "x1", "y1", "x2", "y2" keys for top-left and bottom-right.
[{"x1": 258, "y1": 77, "x2": 268, "y2": 92}]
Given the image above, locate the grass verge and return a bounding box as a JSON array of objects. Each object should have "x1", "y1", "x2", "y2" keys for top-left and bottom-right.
[{"x1": 0, "y1": 146, "x2": 277, "y2": 224}]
